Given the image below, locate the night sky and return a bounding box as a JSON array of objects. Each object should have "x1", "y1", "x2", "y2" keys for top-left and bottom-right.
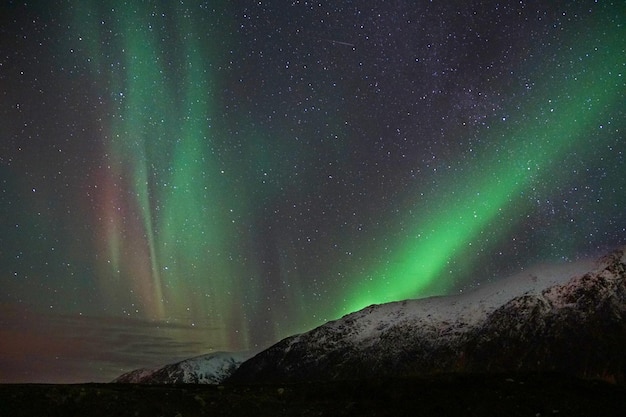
[{"x1": 1, "y1": 0, "x2": 625, "y2": 383}]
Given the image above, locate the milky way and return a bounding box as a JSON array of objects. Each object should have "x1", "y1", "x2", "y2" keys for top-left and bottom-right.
[{"x1": 1, "y1": 1, "x2": 624, "y2": 382}]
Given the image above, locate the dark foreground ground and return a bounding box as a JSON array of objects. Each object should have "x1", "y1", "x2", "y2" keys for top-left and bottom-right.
[{"x1": 1, "y1": 373, "x2": 625, "y2": 417}]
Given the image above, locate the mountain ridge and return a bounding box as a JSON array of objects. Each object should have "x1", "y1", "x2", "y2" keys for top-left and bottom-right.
[{"x1": 228, "y1": 246, "x2": 626, "y2": 383}]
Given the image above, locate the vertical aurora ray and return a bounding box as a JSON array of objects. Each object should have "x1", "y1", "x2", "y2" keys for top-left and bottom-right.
[
  {"x1": 67, "y1": 1, "x2": 246, "y2": 344},
  {"x1": 156, "y1": 14, "x2": 238, "y2": 346},
  {"x1": 336, "y1": 18, "x2": 626, "y2": 316},
  {"x1": 105, "y1": 4, "x2": 172, "y2": 319}
]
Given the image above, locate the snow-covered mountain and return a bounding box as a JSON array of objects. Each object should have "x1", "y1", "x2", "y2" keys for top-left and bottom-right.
[
  {"x1": 229, "y1": 246, "x2": 626, "y2": 383},
  {"x1": 113, "y1": 351, "x2": 253, "y2": 384}
]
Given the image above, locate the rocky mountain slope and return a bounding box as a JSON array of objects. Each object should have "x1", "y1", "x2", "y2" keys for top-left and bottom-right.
[
  {"x1": 229, "y1": 247, "x2": 626, "y2": 383},
  {"x1": 114, "y1": 351, "x2": 252, "y2": 384}
]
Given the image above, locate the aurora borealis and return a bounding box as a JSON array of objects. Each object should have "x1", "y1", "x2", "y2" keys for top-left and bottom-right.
[{"x1": 1, "y1": 1, "x2": 625, "y2": 382}]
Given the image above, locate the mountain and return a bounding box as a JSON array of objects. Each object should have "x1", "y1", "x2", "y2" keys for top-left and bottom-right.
[
  {"x1": 228, "y1": 246, "x2": 626, "y2": 383},
  {"x1": 465, "y1": 248, "x2": 626, "y2": 380},
  {"x1": 113, "y1": 351, "x2": 252, "y2": 384}
]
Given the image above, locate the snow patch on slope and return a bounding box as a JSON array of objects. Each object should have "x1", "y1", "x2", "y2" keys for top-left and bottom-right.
[
  {"x1": 291, "y1": 257, "x2": 596, "y2": 348},
  {"x1": 114, "y1": 351, "x2": 253, "y2": 384},
  {"x1": 169, "y1": 351, "x2": 252, "y2": 384}
]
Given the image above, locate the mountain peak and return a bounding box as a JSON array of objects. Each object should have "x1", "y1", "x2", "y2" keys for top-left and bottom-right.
[{"x1": 114, "y1": 351, "x2": 253, "y2": 384}]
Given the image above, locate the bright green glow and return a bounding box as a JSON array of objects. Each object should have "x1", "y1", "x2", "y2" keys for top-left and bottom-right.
[{"x1": 338, "y1": 22, "x2": 626, "y2": 316}]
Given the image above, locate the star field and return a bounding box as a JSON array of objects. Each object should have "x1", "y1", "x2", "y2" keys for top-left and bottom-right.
[{"x1": 1, "y1": 1, "x2": 625, "y2": 382}]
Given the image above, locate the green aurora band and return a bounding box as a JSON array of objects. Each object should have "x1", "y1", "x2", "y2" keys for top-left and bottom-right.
[{"x1": 337, "y1": 18, "x2": 626, "y2": 316}]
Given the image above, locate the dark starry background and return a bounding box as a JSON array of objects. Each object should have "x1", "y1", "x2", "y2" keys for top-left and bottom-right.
[{"x1": 0, "y1": 0, "x2": 624, "y2": 382}]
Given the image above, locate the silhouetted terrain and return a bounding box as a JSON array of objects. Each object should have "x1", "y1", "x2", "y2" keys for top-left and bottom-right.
[{"x1": 2, "y1": 373, "x2": 626, "y2": 417}]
